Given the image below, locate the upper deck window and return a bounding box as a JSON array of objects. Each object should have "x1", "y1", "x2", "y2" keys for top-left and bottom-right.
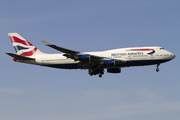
[{"x1": 160, "y1": 48, "x2": 164, "y2": 50}]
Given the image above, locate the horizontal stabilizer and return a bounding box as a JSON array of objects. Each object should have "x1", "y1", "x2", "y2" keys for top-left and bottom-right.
[{"x1": 6, "y1": 53, "x2": 35, "y2": 60}]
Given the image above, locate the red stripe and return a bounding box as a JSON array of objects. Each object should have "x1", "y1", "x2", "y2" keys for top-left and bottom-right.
[
  {"x1": 130, "y1": 49, "x2": 155, "y2": 51},
  {"x1": 21, "y1": 48, "x2": 37, "y2": 56},
  {"x1": 10, "y1": 36, "x2": 33, "y2": 46}
]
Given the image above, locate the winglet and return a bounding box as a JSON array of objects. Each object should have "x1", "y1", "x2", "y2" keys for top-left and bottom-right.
[{"x1": 41, "y1": 40, "x2": 51, "y2": 46}]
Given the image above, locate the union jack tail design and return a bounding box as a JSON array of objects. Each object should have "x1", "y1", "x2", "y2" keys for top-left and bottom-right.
[{"x1": 8, "y1": 33, "x2": 44, "y2": 57}]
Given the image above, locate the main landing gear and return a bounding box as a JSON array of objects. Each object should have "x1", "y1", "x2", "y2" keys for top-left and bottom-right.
[
  {"x1": 89, "y1": 69, "x2": 104, "y2": 78},
  {"x1": 156, "y1": 64, "x2": 160, "y2": 72}
]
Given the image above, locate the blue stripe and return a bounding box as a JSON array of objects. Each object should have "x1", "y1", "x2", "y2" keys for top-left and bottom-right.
[
  {"x1": 14, "y1": 47, "x2": 18, "y2": 53},
  {"x1": 123, "y1": 59, "x2": 170, "y2": 67},
  {"x1": 15, "y1": 46, "x2": 29, "y2": 51},
  {"x1": 44, "y1": 63, "x2": 83, "y2": 69},
  {"x1": 148, "y1": 51, "x2": 155, "y2": 55}
]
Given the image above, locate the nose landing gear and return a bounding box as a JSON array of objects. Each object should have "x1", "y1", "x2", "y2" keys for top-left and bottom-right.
[{"x1": 156, "y1": 64, "x2": 160, "y2": 72}]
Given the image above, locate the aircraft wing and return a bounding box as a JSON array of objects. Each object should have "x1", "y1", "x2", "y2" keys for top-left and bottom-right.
[
  {"x1": 41, "y1": 40, "x2": 79, "y2": 55},
  {"x1": 6, "y1": 53, "x2": 35, "y2": 60},
  {"x1": 41, "y1": 40, "x2": 105, "y2": 61},
  {"x1": 41, "y1": 40, "x2": 126, "y2": 68}
]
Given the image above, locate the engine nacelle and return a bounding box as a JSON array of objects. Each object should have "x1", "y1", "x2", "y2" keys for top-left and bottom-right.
[
  {"x1": 75, "y1": 54, "x2": 90, "y2": 61},
  {"x1": 107, "y1": 68, "x2": 121, "y2": 73},
  {"x1": 101, "y1": 60, "x2": 115, "y2": 66}
]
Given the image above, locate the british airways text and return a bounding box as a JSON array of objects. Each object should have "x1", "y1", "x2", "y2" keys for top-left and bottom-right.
[{"x1": 111, "y1": 52, "x2": 143, "y2": 56}]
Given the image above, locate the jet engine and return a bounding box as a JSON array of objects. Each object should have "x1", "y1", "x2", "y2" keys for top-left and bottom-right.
[
  {"x1": 101, "y1": 60, "x2": 115, "y2": 66},
  {"x1": 75, "y1": 54, "x2": 90, "y2": 61},
  {"x1": 107, "y1": 68, "x2": 121, "y2": 73}
]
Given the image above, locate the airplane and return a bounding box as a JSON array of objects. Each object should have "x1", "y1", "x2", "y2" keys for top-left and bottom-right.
[{"x1": 6, "y1": 33, "x2": 176, "y2": 77}]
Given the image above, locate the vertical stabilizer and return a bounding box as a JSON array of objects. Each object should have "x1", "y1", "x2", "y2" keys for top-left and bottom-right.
[{"x1": 8, "y1": 33, "x2": 44, "y2": 57}]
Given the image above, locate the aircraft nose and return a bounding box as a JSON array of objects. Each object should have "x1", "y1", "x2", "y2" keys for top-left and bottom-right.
[
  {"x1": 173, "y1": 54, "x2": 176, "y2": 59},
  {"x1": 170, "y1": 53, "x2": 176, "y2": 59}
]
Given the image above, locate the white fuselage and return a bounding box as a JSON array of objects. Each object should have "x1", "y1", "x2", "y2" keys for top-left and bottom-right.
[{"x1": 17, "y1": 46, "x2": 175, "y2": 69}]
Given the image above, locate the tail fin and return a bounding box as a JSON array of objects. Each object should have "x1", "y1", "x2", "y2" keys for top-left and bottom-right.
[{"x1": 8, "y1": 33, "x2": 44, "y2": 57}]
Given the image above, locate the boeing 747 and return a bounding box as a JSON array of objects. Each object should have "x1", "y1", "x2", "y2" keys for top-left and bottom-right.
[{"x1": 6, "y1": 33, "x2": 175, "y2": 77}]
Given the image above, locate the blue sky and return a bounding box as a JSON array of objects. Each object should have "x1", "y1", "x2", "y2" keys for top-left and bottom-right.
[{"x1": 1, "y1": 0, "x2": 180, "y2": 120}]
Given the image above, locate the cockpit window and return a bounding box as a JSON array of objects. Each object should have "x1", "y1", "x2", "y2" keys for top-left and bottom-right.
[{"x1": 160, "y1": 48, "x2": 164, "y2": 50}]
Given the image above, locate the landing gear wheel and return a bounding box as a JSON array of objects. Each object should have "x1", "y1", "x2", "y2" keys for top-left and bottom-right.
[
  {"x1": 99, "y1": 71, "x2": 104, "y2": 78},
  {"x1": 89, "y1": 69, "x2": 93, "y2": 76},
  {"x1": 156, "y1": 64, "x2": 160, "y2": 72},
  {"x1": 99, "y1": 74, "x2": 102, "y2": 78}
]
